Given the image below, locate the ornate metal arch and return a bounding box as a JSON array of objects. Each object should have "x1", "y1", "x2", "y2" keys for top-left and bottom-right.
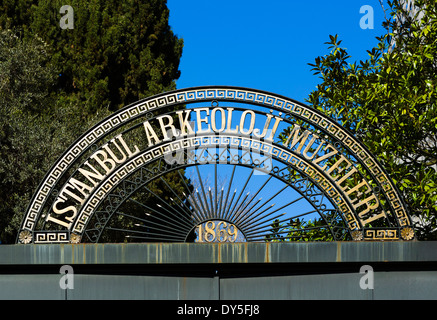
[
  {"x1": 79, "y1": 139, "x2": 351, "y2": 243},
  {"x1": 17, "y1": 86, "x2": 415, "y2": 244}
]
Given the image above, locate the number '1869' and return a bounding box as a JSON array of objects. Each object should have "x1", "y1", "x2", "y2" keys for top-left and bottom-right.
[{"x1": 195, "y1": 221, "x2": 238, "y2": 242}]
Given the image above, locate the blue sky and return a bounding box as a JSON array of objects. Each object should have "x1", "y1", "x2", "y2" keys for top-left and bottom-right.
[
  {"x1": 167, "y1": 0, "x2": 389, "y2": 103},
  {"x1": 166, "y1": 1, "x2": 392, "y2": 227}
]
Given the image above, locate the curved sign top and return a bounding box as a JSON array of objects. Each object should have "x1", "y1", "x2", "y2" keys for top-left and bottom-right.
[{"x1": 17, "y1": 86, "x2": 415, "y2": 244}]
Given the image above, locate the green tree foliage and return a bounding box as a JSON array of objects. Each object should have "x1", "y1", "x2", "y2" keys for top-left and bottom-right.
[
  {"x1": 265, "y1": 208, "x2": 348, "y2": 242},
  {"x1": 0, "y1": 0, "x2": 184, "y2": 243},
  {"x1": 0, "y1": 29, "x2": 98, "y2": 243},
  {"x1": 306, "y1": 0, "x2": 437, "y2": 240},
  {"x1": 1, "y1": 0, "x2": 183, "y2": 115},
  {"x1": 265, "y1": 218, "x2": 335, "y2": 242}
]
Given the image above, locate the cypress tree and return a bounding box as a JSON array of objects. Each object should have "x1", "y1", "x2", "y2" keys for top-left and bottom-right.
[{"x1": 0, "y1": 0, "x2": 186, "y2": 243}]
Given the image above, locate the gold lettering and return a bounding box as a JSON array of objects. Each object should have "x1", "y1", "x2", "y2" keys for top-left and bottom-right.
[
  {"x1": 45, "y1": 214, "x2": 72, "y2": 228},
  {"x1": 211, "y1": 107, "x2": 226, "y2": 132},
  {"x1": 355, "y1": 193, "x2": 380, "y2": 218},
  {"x1": 195, "y1": 221, "x2": 239, "y2": 242},
  {"x1": 342, "y1": 178, "x2": 381, "y2": 223},
  {"x1": 283, "y1": 124, "x2": 311, "y2": 153},
  {"x1": 253, "y1": 113, "x2": 274, "y2": 139},
  {"x1": 102, "y1": 142, "x2": 127, "y2": 164},
  {"x1": 265, "y1": 116, "x2": 283, "y2": 142},
  {"x1": 157, "y1": 115, "x2": 179, "y2": 141},
  {"x1": 116, "y1": 134, "x2": 140, "y2": 157},
  {"x1": 195, "y1": 108, "x2": 211, "y2": 133},
  {"x1": 52, "y1": 198, "x2": 77, "y2": 219},
  {"x1": 217, "y1": 221, "x2": 227, "y2": 242},
  {"x1": 225, "y1": 108, "x2": 239, "y2": 134},
  {"x1": 78, "y1": 161, "x2": 105, "y2": 187},
  {"x1": 324, "y1": 155, "x2": 352, "y2": 180},
  {"x1": 227, "y1": 224, "x2": 238, "y2": 242},
  {"x1": 239, "y1": 110, "x2": 256, "y2": 135},
  {"x1": 360, "y1": 211, "x2": 387, "y2": 225},
  {"x1": 204, "y1": 221, "x2": 216, "y2": 241},
  {"x1": 336, "y1": 166, "x2": 359, "y2": 186},
  {"x1": 143, "y1": 120, "x2": 161, "y2": 146},
  {"x1": 345, "y1": 179, "x2": 372, "y2": 200},
  {"x1": 301, "y1": 133, "x2": 325, "y2": 161},
  {"x1": 90, "y1": 150, "x2": 116, "y2": 175},
  {"x1": 313, "y1": 144, "x2": 339, "y2": 167},
  {"x1": 61, "y1": 177, "x2": 93, "y2": 205},
  {"x1": 176, "y1": 110, "x2": 194, "y2": 135}
]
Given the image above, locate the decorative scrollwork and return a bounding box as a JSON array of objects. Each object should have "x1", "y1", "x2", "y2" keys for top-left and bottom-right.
[{"x1": 17, "y1": 86, "x2": 414, "y2": 243}]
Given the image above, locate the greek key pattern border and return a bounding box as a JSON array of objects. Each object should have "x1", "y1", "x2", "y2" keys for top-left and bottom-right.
[
  {"x1": 20, "y1": 87, "x2": 411, "y2": 242},
  {"x1": 34, "y1": 231, "x2": 69, "y2": 244}
]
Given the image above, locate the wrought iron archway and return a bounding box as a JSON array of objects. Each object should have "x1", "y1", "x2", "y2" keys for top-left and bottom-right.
[{"x1": 17, "y1": 86, "x2": 415, "y2": 244}]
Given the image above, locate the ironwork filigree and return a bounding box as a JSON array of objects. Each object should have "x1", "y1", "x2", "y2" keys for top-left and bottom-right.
[{"x1": 17, "y1": 86, "x2": 415, "y2": 243}]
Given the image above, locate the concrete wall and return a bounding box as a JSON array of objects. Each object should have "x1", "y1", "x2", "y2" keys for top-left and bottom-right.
[{"x1": 0, "y1": 242, "x2": 436, "y2": 300}]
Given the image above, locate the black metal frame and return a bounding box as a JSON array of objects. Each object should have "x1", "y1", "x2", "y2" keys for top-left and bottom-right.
[
  {"x1": 17, "y1": 86, "x2": 415, "y2": 244},
  {"x1": 80, "y1": 146, "x2": 350, "y2": 243}
]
